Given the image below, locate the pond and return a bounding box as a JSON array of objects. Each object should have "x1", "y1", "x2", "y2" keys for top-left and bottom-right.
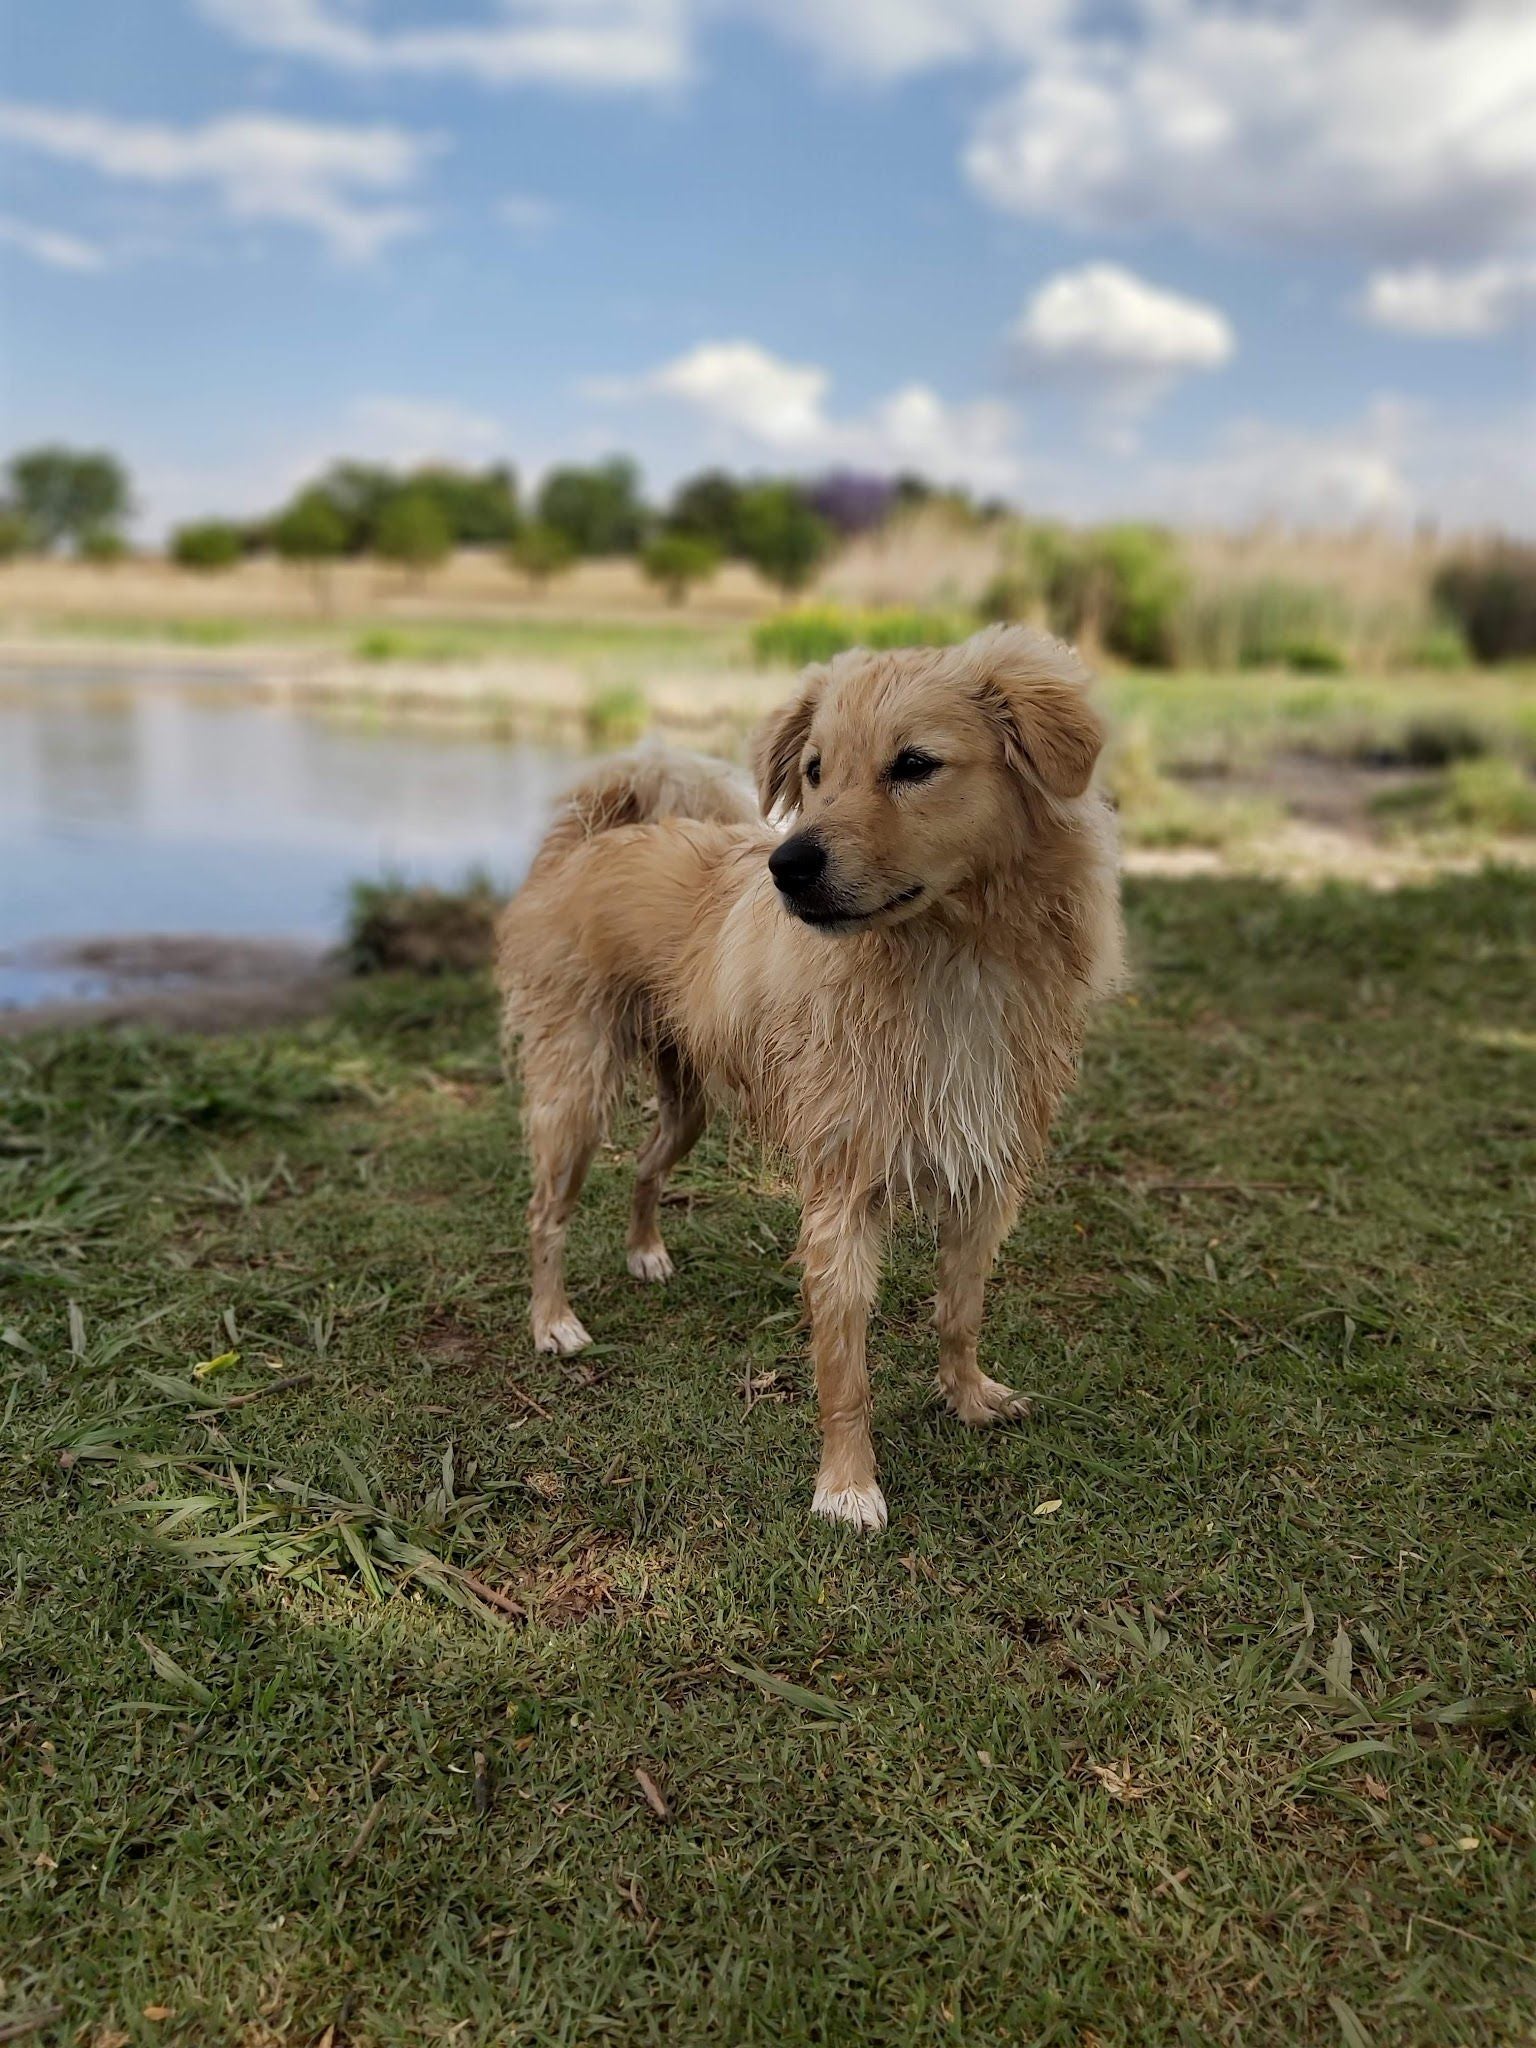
[{"x1": 0, "y1": 667, "x2": 578, "y2": 1009}]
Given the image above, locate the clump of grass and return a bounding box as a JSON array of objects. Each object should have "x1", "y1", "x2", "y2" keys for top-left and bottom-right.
[
  {"x1": 752, "y1": 605, "x2": 972, "y2": 667},
  {"x1": 585, "y1": 682, "x2": 649, "y2": 745},
  {"x1": 1444, "y1": 756, "x2": 1536, "y2": 833},
  {"x1": 354, "y1": 626, "x2": 477, "y2": 663},
  {"x1": 1104, "y1": 721, "x2": 1276, "y2": 851},
  {"x1": 343, "y1": 873, "x2": 502, "y2": 974},
  {"x1": 1374, "y1": 757, "x2": 1536, "y2": 837}
]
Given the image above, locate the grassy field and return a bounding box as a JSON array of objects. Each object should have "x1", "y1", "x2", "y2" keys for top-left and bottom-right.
[{"x1": 3, "y1": 870, "x2": 1534, "y2": 2045}]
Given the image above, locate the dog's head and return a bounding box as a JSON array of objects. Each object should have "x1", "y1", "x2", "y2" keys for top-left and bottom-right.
[{"x1": 752, "y1": 623, "x2": 1105, "y2": 932}]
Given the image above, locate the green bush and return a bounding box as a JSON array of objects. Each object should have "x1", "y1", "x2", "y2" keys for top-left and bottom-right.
[
  {"x1": 585, "y1": 684, "x2": 648, "y2": 746},
  {"x1": 641, "y1": 533, "x2": 721, "y2": 604},
  {"x1": 1401, "y1": 621, "x2": 1472, "y2": 671},
  {"x1": 0, "y1": 507, "x2": 25, "y2": 561},
  {"x1": 171, "y1": 520, "x2": 243, "y2": 572},
  {"x1": 1091, "y1": 525, "x2": 1188, "y2": 667},
  {"x1": 1443, "y1": 757, "x2": 1536, "y2": 834},
  {"x1": 1282, "y1": 637, "x2": 1347, "y2": 675},
  {"x1": 752, "y1": 605, "x2": 972, "y2": 667},
  {"x1": 78, "y1": 527, "x2": 127, "y2": 566},
  {"x1": 1433, "y1": 543, "x2": 1536, "y2": 662}
]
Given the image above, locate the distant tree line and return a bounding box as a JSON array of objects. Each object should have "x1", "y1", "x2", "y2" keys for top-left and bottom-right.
[{"x1": 5, "y1": 441, "x2": 1534, "y2": 662}]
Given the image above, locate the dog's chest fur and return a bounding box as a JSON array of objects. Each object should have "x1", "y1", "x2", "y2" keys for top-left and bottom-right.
[{"x1": 803, "y1": 940, "x2": 1039, "y2": 1209}]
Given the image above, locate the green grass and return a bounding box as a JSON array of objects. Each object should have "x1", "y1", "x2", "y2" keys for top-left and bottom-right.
[{"x1": 3, "y1": 873, "x2": 1536, "y2": 2046}]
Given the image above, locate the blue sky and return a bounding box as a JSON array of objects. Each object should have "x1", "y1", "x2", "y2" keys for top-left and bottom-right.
[{"x1": 1, "y1": 0, "x2": 1532, "y2": 536}]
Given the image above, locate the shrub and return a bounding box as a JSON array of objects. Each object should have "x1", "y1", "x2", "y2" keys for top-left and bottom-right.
[
  {"x1": 735, "y1": 483, "x2": 832, "y2": 595},
  {"x1": 1443, "y1": 757, "x2": 1536, "y2": 835},
  {"x1": 1401, "y1": 621, "x2": 1472, "y2": 671},
  {"x1": 1397, "y1": 717, "x2": 1489, "y2": 768},
  {"x1": 508, "y1": 522, "x2": 576, "y2": 590},
  {"x1": 172, "y1": 520, "x2": 243, "y2": 572},
  {"x1": 1282, "y1": 637, "x2": 1347, "y2": 675},
  {"x1": 1091, "y1": 525, "x2": 1188, "y2": 667},
  {"x1": 78, "y1": 528, "x2": 127, "y2": 566},
  {"x1": 752, "y1": 605, "x2": 971, "y2": 667},
  {"x1": 1434, "y1": 543, "x2": 1536, "y2": 662},
  {"x1": 374, "y1": 489, "x2": 453, "y2": 576},
  {"x1": 641, "y1": 533, "x2": 721, "y2": 604},
  {"x1": 0, "y1": 507, "x2": 25, "y2": 561}
]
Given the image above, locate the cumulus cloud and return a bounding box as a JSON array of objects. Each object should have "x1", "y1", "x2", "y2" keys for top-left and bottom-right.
[
  {"x1": 1362, "y1": 259, "x2": 1536, "y2": 336},
  {"x1": 0, "y1": 103, "x2": 436, "y2": 261},
  {"x1": 966, "y1": 0, "x2": 1536, "y2": 263},
  {"x1": 592, "y1": 339, "x2": 1021, "y2": 494},
  {"x1": 1012, "y1": 264, "x2": 1233, "y2": 432},
  {"x1": 194, "y1": 0, "x2": 692, "y2": 91},
  {"x1": 0, "y1": 211, "x2": 108, "y2": 272}
]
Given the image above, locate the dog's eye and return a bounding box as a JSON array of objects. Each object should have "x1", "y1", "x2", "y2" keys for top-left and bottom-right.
[
  {"x1": 804, "y1": 755, "x2": 822, "y2": 789},
  {"x1": 888, "y1": 749, "x2": 940, "y2": 785}
]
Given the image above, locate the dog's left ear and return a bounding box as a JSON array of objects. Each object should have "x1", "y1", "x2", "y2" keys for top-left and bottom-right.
[
  {"x1": 752, "y1": 668, "x2": 824, "y2": 818},
  {"x1": 968, "y1": 624, "x2": 1105, "y2": 800}
]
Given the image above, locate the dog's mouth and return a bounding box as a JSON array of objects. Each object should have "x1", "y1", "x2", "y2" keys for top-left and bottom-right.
[{"x1": 790, "y1": 882, "x2": 925, "y2": 930}]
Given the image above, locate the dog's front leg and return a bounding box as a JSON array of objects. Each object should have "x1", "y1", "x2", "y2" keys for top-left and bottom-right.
[
  {"x1": 800, "y1": 1187, "x2": 886, "y2": 1531},
  {"x1": 936, "y1": 1193, "x2": 1029, "y2": 1426}
]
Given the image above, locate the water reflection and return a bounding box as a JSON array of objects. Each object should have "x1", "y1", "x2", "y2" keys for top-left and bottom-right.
[{"x1": 0, "y1": 669, "x2": 579, "y2": 965}]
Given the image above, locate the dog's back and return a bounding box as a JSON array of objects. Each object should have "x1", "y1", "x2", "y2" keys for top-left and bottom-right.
[{"x1": 524, "y1": 744, "x2": 758, "y2": 878}]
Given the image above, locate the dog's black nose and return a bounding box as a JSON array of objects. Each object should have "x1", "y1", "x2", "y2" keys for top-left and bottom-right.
[{"x1": 769, "y1": 832, "x2": 828, "y2": 896}]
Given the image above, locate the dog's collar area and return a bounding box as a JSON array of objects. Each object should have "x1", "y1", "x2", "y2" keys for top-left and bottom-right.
[{"x1": 791, "y1": 882, "x2": 924, "y2": 929}]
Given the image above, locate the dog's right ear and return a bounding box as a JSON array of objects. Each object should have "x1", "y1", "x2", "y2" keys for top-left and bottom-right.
[{"x1": 752, "y1": 669, "x2": 824, "y2": 818}]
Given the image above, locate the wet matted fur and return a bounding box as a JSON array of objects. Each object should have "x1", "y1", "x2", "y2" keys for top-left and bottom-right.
[{"x1": 496, "y1": 624, "x2": 1123, "y2": 1529}]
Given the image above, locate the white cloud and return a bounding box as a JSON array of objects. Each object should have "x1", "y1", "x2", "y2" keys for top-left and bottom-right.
[
  {"x1": 1362, "y1": 259, "x2": 1536, "y2": 337},
  {"x1": 194, "y1": 0, "x2": 692, "y2": 91},
  {"x1": 0, "y1": 211, "x2": 108, "y2": 272},
  {"x1": 966, "y1": 1, "x2": 1536, "y2": 262},
  {"x1": 344, "y1": 395, "x2": 508, "y2": 468},
  {"x1": 0, "y1": 103, "x2": 436, "y2": 261},
  {"x1": 497, "y1": 192, "x2": 562, "y2": 240},
  {"x1": 1012, "y1": 263, "x2": 1233, "y2": 432},
  {"x1": 739, "y1": 0, "x2": 1065, "y2": 81},
  {"x1": 593, "y1": 339, "x2": 1022, "y2": 494}
]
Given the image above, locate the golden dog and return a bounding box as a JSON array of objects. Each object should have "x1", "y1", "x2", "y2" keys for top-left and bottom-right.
[{"x1": 496, "y1": 624, "x2": 1122, "y2": 1529}]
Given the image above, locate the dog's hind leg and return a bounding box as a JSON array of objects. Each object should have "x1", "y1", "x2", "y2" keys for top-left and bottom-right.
[
  {"x1": 523, "y1": 1023, "x2": 621, "y2": 1356},
  {"x1": 626, "y1": 1043, "x2": 706, "y2": 1283},
  {"x1": 801, "y1": 1185, "x2": 887, "y2": 1531},
  {"x1": 935, "y1": 1193, "x2": 1029, "y2": 1425}
]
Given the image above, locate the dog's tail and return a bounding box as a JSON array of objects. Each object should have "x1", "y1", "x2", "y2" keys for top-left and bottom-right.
[{"x1": 530, "y1": 743, "x2": 759, "y2": 872}]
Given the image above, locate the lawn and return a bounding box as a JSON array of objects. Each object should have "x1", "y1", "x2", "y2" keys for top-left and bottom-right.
[{"x1": 3, "y1": 871, "x2": 1534, "y2": 2046}]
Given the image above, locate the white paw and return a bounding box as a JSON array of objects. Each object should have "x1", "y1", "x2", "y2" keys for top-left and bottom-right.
[
  {"x1": 942, "y1": 1375, "x2": 1030, "y2": 1427},
  {"x1": 811, "y1": 1478, "x2": 889, "y2": 1532},
  {"x1": 533, "y1": 1311, "x2": 592, "y2": 1356},
  {"x1": 627, "y1": 1244, "x2": 674, "y2": 1283}
]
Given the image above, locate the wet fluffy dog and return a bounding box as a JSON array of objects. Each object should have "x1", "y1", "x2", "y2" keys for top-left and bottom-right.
[{"x1": 497, "y1": 625, "x2": 1122, "y2": 1528}]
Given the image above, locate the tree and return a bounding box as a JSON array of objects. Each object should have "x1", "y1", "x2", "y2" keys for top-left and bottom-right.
[
  {"x1": 171, "y1": 520, "x2": 243, "y2": 572},
  {"x1": 0, "y1": 509, "x2": 25, "y2": 563},
  {"x1": 735, "y1": 482, "x2": 832, "y2": 595},
  {"x1": 641, "y1": 533, "x2": 721, "y2": 606},
  {"x1": 8, "y1": 446, "x2": 130, "y2": 553},
  {"x1": 805, "y1": 471, "x2": 896, "y2": 538},
  {"x1": 537, "y1": 457, "x2": 647, "y2": 556},
  {"x1": 666, "y1": 469, "x2": 744, "y2": 554},
  {"x1": 271, "y1": 489, "x2": 348, "y2": 608},
  {"x1": 508, "y1": 522, "x2": 576, "y2": 593},
  {"x1": 374, "y1": 490, "x2": 452, "y2": 578},
  {"x1": 406, "y1": 464, "x2": 519, "y2": 546},
  {"x1": 306, "y1": 462, "x2": 397, "y2": 553}
]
